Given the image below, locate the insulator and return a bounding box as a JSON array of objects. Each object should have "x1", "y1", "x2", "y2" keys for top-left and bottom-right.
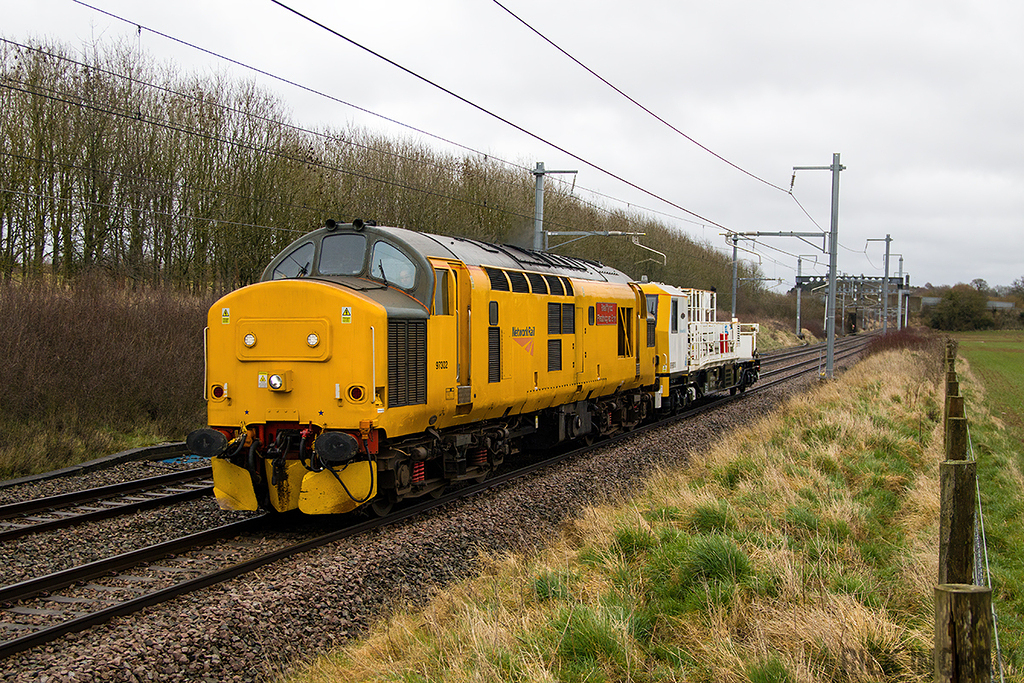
[{"x1": 412, "y1": 460, "x2": 425, "y2": 483}]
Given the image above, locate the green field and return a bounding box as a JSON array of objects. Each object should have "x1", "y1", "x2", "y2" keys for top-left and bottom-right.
[
  {"x1": 955, "y1": 330, "x2": 1024, "y2": 429},
  {"x1": 953, "y1": 330, "x2": 1024, "y2": 675}
]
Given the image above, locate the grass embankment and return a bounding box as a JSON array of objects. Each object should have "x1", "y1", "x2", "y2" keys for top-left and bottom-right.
[
  {"x1": 756, "y1": 320, "x2": 820, "y2": 351},
  {"x1": 953, "y1": 330, "x2": 1024, "y2": 668},
  {"x1": 0, "y1": 277, "x2": 211, "y2": 478},
  {"x1": 290, "y1": 336, "x2": 1003, "y2": 683}
]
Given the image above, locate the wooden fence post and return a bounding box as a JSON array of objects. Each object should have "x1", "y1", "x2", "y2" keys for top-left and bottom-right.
[
  {"x1": 934, "y1": 584, "x2": 992, "y2": 683},
  {"x1": 945, "y1": 415, "x2": 968, "y2": 462},
  {"x1": 939, "y1": 459, "x2": 975, "y2": 585},
  {"x1": 945, "y1": 398, "x2": 965, "y2": 450},
  {"x1": 945, "y1": 339, "x2": 958, "y2": 372},
  {"x1": 945, "y1": 374, "x2": 959, "y2": 403}
]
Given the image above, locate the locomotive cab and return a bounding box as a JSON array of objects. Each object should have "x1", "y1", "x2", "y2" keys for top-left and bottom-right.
[
  {"x1": 263, "y1": 219, "x2": 435, "y2": 311},
  {"x1": 191, "y1": 220, "x2": 439, "y2": 515}
]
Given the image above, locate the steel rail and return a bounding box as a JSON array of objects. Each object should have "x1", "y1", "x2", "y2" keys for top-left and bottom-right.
[
  {"x1": 757, "y1": 338, "x2": 869, "y2": 389},
  {"x1": 0, "y1": 468, "x2": 212, "y2": 518},
  {"x1": 0, "y1": 469, "x2": 213, "y2": 542},
  {"x1": 0, "y1": 443, "x2": 191, "y2": 490}
]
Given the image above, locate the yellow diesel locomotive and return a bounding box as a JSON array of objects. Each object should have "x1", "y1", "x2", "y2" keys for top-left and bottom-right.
[{"x1": 187, "y1": 220, "x2": 760, "y2": 515}]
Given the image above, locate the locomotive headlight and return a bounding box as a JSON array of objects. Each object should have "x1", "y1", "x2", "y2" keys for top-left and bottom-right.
[
  {"x1": 306, "y1": 332, "x2": 320, "y2": 348},
  {"x1": 269, "y1": 374, "x2": 284, "y2": 390},
  {"x1": 243, "y1": 333, "x2": 257, "y2": 348}
]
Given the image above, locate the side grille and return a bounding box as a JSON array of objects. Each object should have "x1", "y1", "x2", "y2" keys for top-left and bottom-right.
[
  {"x1": 388, "y1": 319, "x2": 427, "y2": 407},
  {"x1": 488, "y1": 327, "x2": 501, "y2": 382},
  {"x1": 548, "y1": 338, "x2": 562, "y2": 372},
  {"x1": 548, "y1": 302, "x2": 561, "y2": 335},
  {"x1": 544, "y1": 274, "x2": 565, "y2": 296},
  {"x1": 526, "y1": 272, "x2": 547, "y2": 294},
  {"x1": 562, "y1": 303, "x2": 575, "y2": 334}
]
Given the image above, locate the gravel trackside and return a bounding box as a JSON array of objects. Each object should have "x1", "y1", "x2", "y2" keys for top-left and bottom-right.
[{"x1": 0, "y1": 368, "x2": 836, "y2": 682}]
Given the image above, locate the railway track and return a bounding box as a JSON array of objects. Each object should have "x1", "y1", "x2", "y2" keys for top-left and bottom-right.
[
  {"x1": 0, "y1": 335, "x2": 872, "y2": 659},
  {"x1": 758, "y1": 333, "x2": 873, "y2": 387},
  {"x1": 0, "y1": 468, "x2": 213, "y2": 542}
]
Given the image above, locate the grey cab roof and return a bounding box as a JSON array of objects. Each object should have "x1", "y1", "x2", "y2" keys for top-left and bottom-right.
[
  {"x1": 323, "y1": 222, "x2": 635, "y2": 285},
  {"x1": 259, "y1": 222, "x2": 636, "y2": 320}
]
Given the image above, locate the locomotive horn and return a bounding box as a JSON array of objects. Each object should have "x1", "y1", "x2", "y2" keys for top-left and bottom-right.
[
  {"x1": 315, "y1": 431, "x2": 360, "y2": 465},
  {"x1": 325, "y1": 219, "x2": 338, "y2": 231}
]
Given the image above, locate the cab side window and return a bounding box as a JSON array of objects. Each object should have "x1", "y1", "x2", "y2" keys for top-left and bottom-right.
[
  {"x1": 433, "y1": 269, "x2": 451, "y2": 315},
  {"x1": 272, "y1": 242, "x2": 314, "y2": 280}
]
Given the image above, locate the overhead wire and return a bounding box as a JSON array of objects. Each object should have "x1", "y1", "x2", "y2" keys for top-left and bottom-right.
[
  {"x1": 266, "y1": 0, "x2": 731, "y2": 232},
  {"x1": 70, "y1": 1, "x2": 529, "y2": 177},
  {"x1": 0, "y1": 35, "x2": 532, "y2": 203},
  {"x1": 30, "y1": 2, "x2": 817, "y2": 284},
  {"x1": 73, "y1": 0, "x2": 841, "y2": 283},
  {"x1": 489, "y1": 0, "x2": 790, "y2": 195},
  {"x1": 0, "y1": 47, "x2": 728, "y2": 271},
  {"x1": 63, "y1": 5, "x2": 721, "y2": 235},
  {"x1": 0, "y1": 74, "x2": 591, "y2": 239},
  {"x1": 492, "y1": 0, "x2": 844, "y2": 251},
  {"x1": 789, "y1": 193, "x2": 826, "y2": 232}
]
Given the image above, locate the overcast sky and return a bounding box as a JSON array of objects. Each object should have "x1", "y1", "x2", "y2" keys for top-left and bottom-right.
[{"x1": 4, "y1": 0, "x2": 1022, "y2": 290}]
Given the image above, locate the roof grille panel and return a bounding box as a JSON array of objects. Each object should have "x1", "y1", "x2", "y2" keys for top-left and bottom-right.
[
  {"x1": 485, "y1": 268, "x2": 509, "y2": 291},
  {"x1": 507, "y1": 270, "x2": 530, "y2": 293}
]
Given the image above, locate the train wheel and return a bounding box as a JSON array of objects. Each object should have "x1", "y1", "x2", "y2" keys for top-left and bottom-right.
[{"x1": 370, "y1": 497, "x2": 394, "y2": 517}]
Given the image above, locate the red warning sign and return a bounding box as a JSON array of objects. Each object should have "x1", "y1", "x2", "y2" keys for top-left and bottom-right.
[{"x1": 595, "y1": 302, "x2": 617, "y2": 326}]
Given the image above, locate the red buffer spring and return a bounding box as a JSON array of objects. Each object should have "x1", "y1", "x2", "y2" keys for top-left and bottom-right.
[
  {"x1": 412, "y1": 461, "x2": 425, "y2": 484},
  {"x1": 471, "y1": 448, "x2": 488, "y2": 467}
]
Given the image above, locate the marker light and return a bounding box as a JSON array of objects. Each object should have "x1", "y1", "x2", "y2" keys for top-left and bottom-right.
[
  {"x1": 269, "y1": 374, "x2": 284, "y2": 390},
  {"x1": 243, "y1": 333, "x2": 257, "y2": 348},
  {"x1": 307, "y1": 333, "x2": 320, "y2": 347}
]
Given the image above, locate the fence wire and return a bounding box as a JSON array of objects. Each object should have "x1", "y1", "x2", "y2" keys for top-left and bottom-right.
[{"x1": 967, "y1": 423, "x2": 1005, "y2": 683}]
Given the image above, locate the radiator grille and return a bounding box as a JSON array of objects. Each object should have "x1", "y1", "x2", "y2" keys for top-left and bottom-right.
[
  {"x1": 548, "y1": 338, "x2": 562, "y2": 372},
  {"x1": 548, "y1": 302, "x2": 561, "y2": 335},
  {"x1": 387, "y1": 319, "x2": 427, "y2": 406},
  {"x1": 488, "y1": 327, "x2": 501, "y2": 383},
  {"x1": 562, "y1": 303, "x2": 575, "y2": 334}
]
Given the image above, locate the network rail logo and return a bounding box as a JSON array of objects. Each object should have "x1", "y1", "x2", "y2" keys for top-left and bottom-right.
[{"x1": 512, "y1": 325, "x2": 535, "y2": 355}]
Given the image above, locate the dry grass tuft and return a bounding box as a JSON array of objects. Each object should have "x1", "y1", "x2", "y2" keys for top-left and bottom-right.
[{"x1": 287, "y1": 348, "x2": 952, "y2": 683}]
